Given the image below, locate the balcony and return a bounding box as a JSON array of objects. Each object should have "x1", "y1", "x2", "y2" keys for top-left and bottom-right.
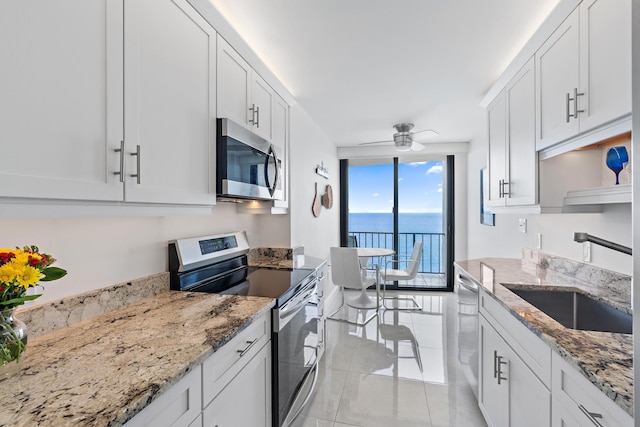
[{"x1": 348, "y1": 231, "x2": 446, "y2": 289}]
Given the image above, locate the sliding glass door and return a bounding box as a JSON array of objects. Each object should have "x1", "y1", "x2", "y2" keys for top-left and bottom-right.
[{"x1": 342, "y1": 157, "x2": 452, "y2": 291}]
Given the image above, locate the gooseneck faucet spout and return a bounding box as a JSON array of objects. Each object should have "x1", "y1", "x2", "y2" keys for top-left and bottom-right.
[{"x1": 573, "y1": 232, "x2": 632, "y2": 256}]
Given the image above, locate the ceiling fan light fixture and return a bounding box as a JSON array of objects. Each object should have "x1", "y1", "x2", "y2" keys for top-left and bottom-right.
[{"x1": 393, "y1": 133, "x2": 413, "y2": 152}]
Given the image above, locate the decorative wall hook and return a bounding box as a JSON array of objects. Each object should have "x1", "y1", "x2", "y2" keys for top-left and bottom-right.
[{"x1": 315, "y1": 162, "x2": 329, "y2": 179}]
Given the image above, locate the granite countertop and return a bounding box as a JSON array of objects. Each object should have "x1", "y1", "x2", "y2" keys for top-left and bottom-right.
[
  {"x1": 455, "y1": 257, "x2": 632, "y2": 416},
  {"x1": 0, "y1": 291, "x2": 275, "y2": 427}
]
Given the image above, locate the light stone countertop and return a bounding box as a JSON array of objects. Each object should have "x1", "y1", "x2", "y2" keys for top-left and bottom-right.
[
  {"x1": 455, "y1": 257, "x2": 632, "y2": 417},
  {"x1": 0, "y1": 291, "x2": 275, "y2": 427}
]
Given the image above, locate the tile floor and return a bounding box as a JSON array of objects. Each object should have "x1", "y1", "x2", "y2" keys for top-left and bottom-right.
[{"x1": 291, "y1": 291, "x2": 487, "y2": 427}]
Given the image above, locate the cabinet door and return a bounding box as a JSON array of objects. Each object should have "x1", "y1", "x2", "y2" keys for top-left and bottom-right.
[
  {"x1": 535, "y1": 8, "x2": 580, "y2": 150},
  {"x1": 479, "y1": 316, "x2": 509, "y2": 427},
  {"x1": 251, "y1": 74, "x2": 274, "y2": 141},
  {"x1": 578, "y1": 0, "x2": 631, "y2": 132},
  {"x1": 506, "y1": 58, "x2": 536, "y2": 206},
  {"x1": 202, "y1": 342, "x2": 272, "y2": 427},
  {"x1": 124, "y1": 0, "x2": 216, "y2": 205},
  {"x1": 508, "y1": 344, "x2": 551, "y2": 427},
  {"x1": 272, "y1": 94, "x2": 289, "y2": 209},
  {"x1": 486, "y1": 93, "x2": 507, "y2": 207},
  {"x1": 0, "y1": 0, "x2": 124, "y2": 201},
  {"x1": 217, "y1": 36, "x2": 252, "y2": 129}
]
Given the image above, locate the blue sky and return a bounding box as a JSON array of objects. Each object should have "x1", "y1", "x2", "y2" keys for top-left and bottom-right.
[{"x1": 348, "y1": 160, "x2": 443, "y2": 213}]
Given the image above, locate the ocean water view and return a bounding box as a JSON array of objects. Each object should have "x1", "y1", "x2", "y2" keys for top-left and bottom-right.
[
  {"x1": 349, "y1": 212, "x2": 443, "y2": 233},
  {"x1": 348, "y1": 212, "x2": 444, "y2": 273}
]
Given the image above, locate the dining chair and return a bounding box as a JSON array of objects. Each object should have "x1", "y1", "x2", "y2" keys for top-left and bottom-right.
[
  {"x1": 328, "y1": 247, "x2": 379, "y2": 326},
  {"x1": 380, "y1": 241, "x2": 423, "y2": 310}
]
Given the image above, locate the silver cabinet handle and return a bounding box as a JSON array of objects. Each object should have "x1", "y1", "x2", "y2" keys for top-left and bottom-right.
[
  {"x1": 113, "y1": 140, "x2": 125, "y2": 183},
  {"x1": 573, "y1": 87, "x2": 585, "y2": 118},
  {"x1": 567, "y1": 88, "x2": 585, "y2": 121},
  {"x1": 493, "y1": 350, "x2": 507, "y2": 384},
  {"x1": 255, "y1": 106, "x2": 260, "y2": 128},
  {"x1": 130, "y1": 145, "x2": 141, "y2": 184},
  {"x1": 578, "y1": 404, "x2": 603, "y2": 427},
  {"x1": 566, "y1": 92, "x2": 571, "y2": 122},
  {"x1": 498, "y1": 179, "x2": 503, "y2": 198},
  {"x1": 237, "y1": 339, "x2": 258, "y2": 357},
  {"x1": 249, "y1": 103, "x2": 256, "y2": 125},
  {"x1": 502, "y1": 180, "x2": 510, "y2": 197}
]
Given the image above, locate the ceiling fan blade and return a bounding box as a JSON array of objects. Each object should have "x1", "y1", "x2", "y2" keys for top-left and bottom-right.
[
  {"x1": 411, "y1": 141, "x2": 425, "y2": 152},
  {"x1": 413, "y1": 129, "x2": 439, "y2": 137},
  {"x1": 358, "y1": 139, "x2": 393, "y2": 146}
]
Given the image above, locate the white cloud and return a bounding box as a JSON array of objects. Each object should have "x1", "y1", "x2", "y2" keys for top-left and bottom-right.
[
  {"x1": 398, "y1": 177, "x2": 405, "y2": 182},
  {"x1": 407, "y1": 162, "x2": 427, "y2": 167},
  {"x1": 437, "y1": 187, "x2": 443, "y2": 193},
  {"x1": 426, "y1": 165, "x2": 443, "y2": 174},
  {"x1": 372, "y1": 192, "x2": 379, "y2": 197}
]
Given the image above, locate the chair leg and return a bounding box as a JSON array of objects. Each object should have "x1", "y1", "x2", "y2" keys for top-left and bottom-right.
[
  {"x1": 327, "y1": 286, "x2": 378, "y2": 326},
  {"x1": 381, "y1": 280, "x2": 422, "y2": 311}
]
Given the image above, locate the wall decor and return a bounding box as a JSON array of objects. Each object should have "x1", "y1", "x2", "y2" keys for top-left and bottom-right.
[
  {"x1": 315, "y1": 162, "x2": 329, "y2": 179},
  {"x1": 480, "y1": 168, "x2": 495, "y2": 226}
]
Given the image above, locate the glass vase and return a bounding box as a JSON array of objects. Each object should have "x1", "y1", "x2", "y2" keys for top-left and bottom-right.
[{"x1": 0, "y1": 309, "x2": 28, "y2": 380}]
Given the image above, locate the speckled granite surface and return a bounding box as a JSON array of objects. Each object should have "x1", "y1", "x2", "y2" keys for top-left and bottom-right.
[
  {"x1": 17, "y1": 272, "x2": 170, "y2": 338},
  {"x1": 0, "y1": 291, "x2": 274, "y2": 426},
  {"x1": 455, "y1": 255, "x2": 632, "y2": 416}
]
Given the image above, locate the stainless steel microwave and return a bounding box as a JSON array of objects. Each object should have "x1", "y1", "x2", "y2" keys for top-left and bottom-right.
[{"x1": 216, "y1": 118, "x2": 283, "y2": 201}]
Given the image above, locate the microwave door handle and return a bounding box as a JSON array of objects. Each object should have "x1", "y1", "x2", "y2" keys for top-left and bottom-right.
[{"x1": 264, "y1": 145, "x2": 278, "y2": 197}]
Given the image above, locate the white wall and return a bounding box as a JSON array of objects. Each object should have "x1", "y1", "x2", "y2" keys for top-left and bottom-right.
[
  {"x1": 0, "y1": 204, "x2": 276, "y2": 306},
  {"x1": 466, "y1": 131, "x2": 633, "y2": 275},
  {"x1": 289, "y1": 105, "x2": 340, "y2": 259}
]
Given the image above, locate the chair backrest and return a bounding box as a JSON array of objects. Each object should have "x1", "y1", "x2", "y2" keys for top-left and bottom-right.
[
  {"x1": 347, "y1": 235, "x2": 358, "y2": 247},
  {"x1": 330, "y1": 247, "x2": 364, "y2": 290},
  {"x1": 404, "y1": 241, "x2": 423, "y2": 279}
]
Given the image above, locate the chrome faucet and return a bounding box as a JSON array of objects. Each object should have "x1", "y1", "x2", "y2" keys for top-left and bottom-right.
[{"x1": 573, "y1": 232, "x2": 632, "y2": 256}]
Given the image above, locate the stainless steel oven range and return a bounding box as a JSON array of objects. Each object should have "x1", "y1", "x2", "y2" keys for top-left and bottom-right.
[{"x1": 168, "y1": 231, "x2": 321, "y2": 427}]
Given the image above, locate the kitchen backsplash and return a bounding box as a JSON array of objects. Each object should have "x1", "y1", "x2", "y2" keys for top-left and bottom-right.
[
  {"x1": 17, "y1": 273, "x2": 169, "y2": 338},
  {"x1": 523, "y1": 248, "x2": 631, "y2": 305}
]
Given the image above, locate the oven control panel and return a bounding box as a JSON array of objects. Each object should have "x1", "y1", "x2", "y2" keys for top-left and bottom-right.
[
  {"x1": 199, "y1": 236, "x2": 238, "y2": 255},
  {"x1": 169, "y1": 231, "x2": 250, "y2": 272}
]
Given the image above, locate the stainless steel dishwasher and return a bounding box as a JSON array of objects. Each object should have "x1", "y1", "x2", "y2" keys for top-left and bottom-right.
[{"x1": 456, "y1": 267, "x2": 480, "y2": 399}]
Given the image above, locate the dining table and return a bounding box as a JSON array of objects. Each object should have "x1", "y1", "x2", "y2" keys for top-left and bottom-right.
[{"x1": 352, "y1": 247, "x2": 395, "y2": 309}]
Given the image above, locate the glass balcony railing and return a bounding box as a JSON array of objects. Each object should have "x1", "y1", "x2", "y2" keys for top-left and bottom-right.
[{"x1": 347, "y1": 231, "x2": 445, "y2": 274}]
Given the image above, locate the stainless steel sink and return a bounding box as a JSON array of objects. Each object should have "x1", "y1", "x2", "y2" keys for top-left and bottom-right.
[{"x1": 508, "y1": 288, "x2": 632, "y2": 334}]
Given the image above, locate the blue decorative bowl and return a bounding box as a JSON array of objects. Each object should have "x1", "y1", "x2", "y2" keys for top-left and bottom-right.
[{"x1": 606, "y1": 146, "x2": 629, "y2": 185}]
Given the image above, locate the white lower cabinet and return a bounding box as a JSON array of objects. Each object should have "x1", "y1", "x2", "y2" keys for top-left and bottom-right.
[
  {"x1": 477, "y1": 288, "x2": 633, "y2": 427},
  {"x1": 126, "y1": 311, "x2": 272, "y2": 427},
  {"x1": 551, "y1": 352, "x2": 632, "y2": 427},
  {"x1": 479, "y1": 315, "x2": 551, "y2": 427},
  {"x1": 202, "y1": 342, "x2": 271, "y2": 427}
]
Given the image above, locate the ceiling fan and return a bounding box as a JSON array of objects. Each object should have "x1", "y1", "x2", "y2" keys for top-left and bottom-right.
[{"x1": 358, "y1": 123, "x2": 438, "y2": 152}]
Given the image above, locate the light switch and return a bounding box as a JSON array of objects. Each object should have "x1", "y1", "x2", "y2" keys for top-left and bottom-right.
[
  {"x1": 583, "y1": 242, "x2": 592, "y2": 263},
  {"x1": 518, "y1": 218, "x2": 527, "y2": 233},
  {"x1": 536, "y1": 233, "x2": 542, "y2": 249}
]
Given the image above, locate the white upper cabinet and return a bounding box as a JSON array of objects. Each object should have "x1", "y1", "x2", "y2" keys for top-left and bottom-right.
[
  {"x1": 251, "y1": 74, "x2": 274, "y2": 141},
  {"x1": 272, "y1": 94, "x2": 289, "y2": 210},
  {"x1": 536, "y1": 0, "x2": 631, "y2": 151},
  {"x1": 578, "y1": 0, "x2": 631, "y2": 131},
  {"x1": 0, "y1": 0, "x2": 124, "y2": 201},
  {"x1": 0, "y1": 0, "x2": 217, "y2": 206},
  {"x1": 217, "y1": 37, "x2": 252, "y2": 128},
  {"x1": 217, "y1": 36, "x2": 274, "y2": 141},
  {"x1": 124, "y1": 0, "x2": 217, "y2": 205},
  {"x1": 536, "y1": 8, "x2": 580, "y2": 149},
  {"x1": 488, "y1": 58, "x2": 537, "y2": 208}
]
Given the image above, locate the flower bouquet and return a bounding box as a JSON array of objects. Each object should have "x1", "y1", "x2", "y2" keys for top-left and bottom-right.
[{"x1": 0, "y1": 246, "x2": 66, "y2": 376}]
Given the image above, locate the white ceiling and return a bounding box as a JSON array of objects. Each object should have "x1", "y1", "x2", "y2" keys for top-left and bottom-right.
[{"x1": 208, "y1": 0, "x2": 561, "y2": 148}]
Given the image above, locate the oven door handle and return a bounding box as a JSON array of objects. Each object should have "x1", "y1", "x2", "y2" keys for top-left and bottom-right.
[{"x1": 280, "y1": 286, "x2": 315, "y2": 320}]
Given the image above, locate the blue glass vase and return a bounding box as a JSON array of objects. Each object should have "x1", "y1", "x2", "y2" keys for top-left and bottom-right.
[{"x1": 606, "y1": 146, "x2": 629, "y2": 185}]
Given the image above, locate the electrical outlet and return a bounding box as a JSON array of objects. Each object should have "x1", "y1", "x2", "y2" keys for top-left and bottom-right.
[
  {"x1": 582, "y1": 242, "x2": 592, "y2": 263},
  {"x1": 518, "y1": 218, "x2": 527, "y2": 233},
  {"x1": 536, "y1": 233, "x2": 542, "y2": 250}
]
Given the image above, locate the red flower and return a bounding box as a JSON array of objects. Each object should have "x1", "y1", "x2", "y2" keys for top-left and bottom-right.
[{"x1": 0, "y1": 252, "x2": 15, "y2": 264}]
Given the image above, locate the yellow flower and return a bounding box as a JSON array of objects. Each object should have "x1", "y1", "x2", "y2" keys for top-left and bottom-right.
[
  {"x1": 0, "y1": 263, "x2": 19, "y2": 285},
  {"x1": 14, "y1": 265, "x2": 43, "y2": 289},
  {"x1": 11, "y1": 251, "x2": 29, "y2": 265}
]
